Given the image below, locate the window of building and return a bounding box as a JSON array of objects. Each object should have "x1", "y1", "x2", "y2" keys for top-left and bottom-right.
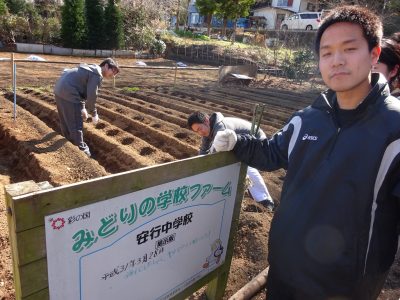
[
  {"x1": 307, "y1": 2, "x2": 316, "y2": 11},
  {"x1": 277, "y1": 0, "x2": 293, "y2": 7},
  {"x1": 190, "y1": 13, "x2": 199, "y2": 25}
]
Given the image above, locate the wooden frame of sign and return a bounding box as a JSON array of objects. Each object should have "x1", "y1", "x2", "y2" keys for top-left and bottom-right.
[{"x1": 5, "y1": 152, "x2": 247, "y2": 300}]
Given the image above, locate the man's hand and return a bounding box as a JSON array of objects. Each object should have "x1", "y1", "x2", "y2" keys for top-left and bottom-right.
[
  {"x1": 212, "y1": 129, "x2": 237, "y2": 152},
  {"x1": 81, "y1": 108, "x2": 88, "y2": 121},
  {"x1": 92, "y1": 113, "x2": 99, "y2": 125}
]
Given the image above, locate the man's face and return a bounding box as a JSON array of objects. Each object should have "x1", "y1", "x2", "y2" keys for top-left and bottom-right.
[
  {"x1": 191, "y1": 121, "x2": 210, "y2": 137},
  {"x1": 102, "y1": 64, "x2": 118, "y2": 79},
  {"x1": 319, "y1": 22, "x2": 380, "y2": 94}
]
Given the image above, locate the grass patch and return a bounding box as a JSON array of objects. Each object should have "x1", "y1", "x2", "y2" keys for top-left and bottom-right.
[{"x1": 122, "y1": 86, "x2": 140, "y2": 92}]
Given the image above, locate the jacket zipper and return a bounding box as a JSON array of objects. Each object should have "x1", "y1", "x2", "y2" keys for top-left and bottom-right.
[{"x1": 326, "y1": 110, "x2": 341, "y2": 159}]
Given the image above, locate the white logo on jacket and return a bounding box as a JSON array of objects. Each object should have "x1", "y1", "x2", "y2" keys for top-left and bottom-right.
[{"x1": 302, "y1": 134, "x2": 318, "y2": 141}]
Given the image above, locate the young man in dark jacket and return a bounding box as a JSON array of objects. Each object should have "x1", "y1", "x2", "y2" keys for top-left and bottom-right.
[
  {"x1": 212, "y1": 6, "x2": 400, "y2": 299},
  {"x1": 187, "y1": 111, "x2": 274, "y2": 211},
  {"x1": 54, "y1": 58, "x2": 119, "y2": 157}
]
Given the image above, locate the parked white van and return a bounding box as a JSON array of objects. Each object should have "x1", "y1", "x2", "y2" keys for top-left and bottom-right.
[{"x1": 281, "y1": 12, "x2": 321, "y2": 30}]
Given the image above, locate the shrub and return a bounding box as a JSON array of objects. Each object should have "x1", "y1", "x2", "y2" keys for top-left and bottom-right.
[
  {"x1": 282, "y1": 49, "x2": 316, "y2": 83},
  {"x1": 174, "y1": 29, "x2": 210, "y2": 41},
  {"x1": 196, "y1": 34, "x2": 210, "y2": 41},
  {"x1": 150, "y1": 39, "x2": 166, "y2": 55}
]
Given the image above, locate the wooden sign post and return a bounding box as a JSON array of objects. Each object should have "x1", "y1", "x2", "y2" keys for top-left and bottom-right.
[{"x1": 5, "y1": 152, "x2": 247, "y2": 300}]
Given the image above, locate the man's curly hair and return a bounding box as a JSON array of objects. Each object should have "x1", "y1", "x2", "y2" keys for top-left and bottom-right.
[{"x1": 315, "y1": 5, "x2": 383, "y2": 56}]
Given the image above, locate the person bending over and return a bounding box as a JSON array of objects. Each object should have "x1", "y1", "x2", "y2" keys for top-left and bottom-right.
[
  {"x1": 187, "y1": 111, "x2": 274, "y2": 212},
  {"x1": 54, "y1": 58, "x2": 119, "y2": 157}
]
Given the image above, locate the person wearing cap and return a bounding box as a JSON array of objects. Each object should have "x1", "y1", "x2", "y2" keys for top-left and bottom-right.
[{"x1": 54, "y1": 58, "x2": 119, "y2": 157}]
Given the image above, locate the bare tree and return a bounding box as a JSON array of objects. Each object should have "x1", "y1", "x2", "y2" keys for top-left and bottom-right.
[
  {"x1": 318, "y1": 0, "x2": 385, "y2": 13},
  {"x1": 120, "y1": 0, "x2": 184, "y2": 49},
  {"x1": 120, "y1": 0, "x2": 180, "y2": 15}
]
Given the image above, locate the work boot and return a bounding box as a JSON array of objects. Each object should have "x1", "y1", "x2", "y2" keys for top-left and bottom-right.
[{"x1": 258, "y1": 200, "x2": 274, "y2": 212}]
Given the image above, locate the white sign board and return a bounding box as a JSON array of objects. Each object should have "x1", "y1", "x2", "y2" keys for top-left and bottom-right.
[{"x1": 45, "y1": 163, "x2": 241, "y2": 300}]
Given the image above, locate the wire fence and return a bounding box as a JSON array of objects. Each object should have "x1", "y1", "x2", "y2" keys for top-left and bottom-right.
[
  {"x1": 0, "y1": 54, "x2": 223, "y2": 120},
  {"x1": 0, "y1": 48, "x2": 322, "y2": 104},
  {"x1": 0, "y1": 56, "x2": 221, "y2": 91}
]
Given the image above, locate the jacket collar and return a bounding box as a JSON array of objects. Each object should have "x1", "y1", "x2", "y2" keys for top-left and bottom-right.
[
  {"x1": 79, "y1": 63, "x2": 103, "y2": 78},
  {"x1": 312, "y1": 73, "x2": 390, "y2": 112},
  {"x1": 209, "y1": 112, "x2": 224, "y2": 136}
]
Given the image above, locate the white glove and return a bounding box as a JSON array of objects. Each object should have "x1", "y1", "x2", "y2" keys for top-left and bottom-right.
[
  {"x1": 92, "y1": 113, "x2": 99, "y2": 125},
  {"x1": 81, "y1": 108, "x2": 88, "y2": 121},
  {"x1": 212, "y1": 129, "x2": 237, "y2": 152}
]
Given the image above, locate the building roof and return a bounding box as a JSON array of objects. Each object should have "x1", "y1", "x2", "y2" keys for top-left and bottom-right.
[
  {"x1": 252, "y1": 5, "x2": 297, "y2": 13},
  {"x1": 252, "y1": 0, "x2": 272, "y2": 10}
]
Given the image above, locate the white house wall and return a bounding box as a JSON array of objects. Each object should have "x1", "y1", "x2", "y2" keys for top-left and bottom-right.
[
  {"x1": 254, "y1": 8, "x2": 277, "y2": 30},
  {"x1": 253, "y1": 7, "x2": 298, "y2": 29},
  {"x1": 187, "y1": 0, "x2": 319, "y2": 28},
  {"x1": 299, "y1": 1, "x2": 308, "y2": 11},
  {"x1": 253, "y1": 0, "x2": 320, "y2": 29}
]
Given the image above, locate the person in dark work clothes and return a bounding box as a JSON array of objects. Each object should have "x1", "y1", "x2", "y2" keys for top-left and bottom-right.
[
  {"x1": 187, "y1": 111, "x2": 274, "y2": 211},
  {"x1": 212, "y1": 6, "x2": 400, "y2": 300},
  {"x1": 54, "y1": 58, "x2": 119, "y2": 157}
]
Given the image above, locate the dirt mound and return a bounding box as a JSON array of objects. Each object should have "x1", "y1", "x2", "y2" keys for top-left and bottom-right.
[{"x1": 0, "y1": 53, "x2": 399, "y2": 299}]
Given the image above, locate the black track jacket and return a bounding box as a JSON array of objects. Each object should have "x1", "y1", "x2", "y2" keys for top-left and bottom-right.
[{"x1": 232, "y1": 74, "x2": 400, "y2": 299}]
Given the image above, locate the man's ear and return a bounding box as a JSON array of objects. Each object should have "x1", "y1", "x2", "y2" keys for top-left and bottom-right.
[
  {"x1": 389, "y1": 64, "x2": 400, "y2": 81},
  {"x1": 371, "y1": 46, "x2": 381, "y2": 64}
]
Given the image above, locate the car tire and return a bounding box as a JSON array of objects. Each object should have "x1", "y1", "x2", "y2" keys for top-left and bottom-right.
[
  {"x1": 282, "y1": 25, "x2": 288, "y2": 30},
  {"x1": 306, "y1": 25, "x2": 313, "y2": 30}
]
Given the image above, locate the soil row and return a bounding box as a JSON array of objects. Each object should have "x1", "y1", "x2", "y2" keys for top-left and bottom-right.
[
  {"x1": 3, "y1": 85, "x2": 298, "y2": 195},
  {"x1": 128, "y1": 85, "x2": 315, "y2": 131},
  {"x1": 116, "y1": 89, "x2": 281, "y2": 135},
  {"x1": 0, "y1": 95, "x2": 108, "y2": 186},
  {"x1": 5, "y1": 90, "x2": 198, "y2": 175},
  {"x1": 22, "y1": 88, "x2": 199, "y2": 153}
]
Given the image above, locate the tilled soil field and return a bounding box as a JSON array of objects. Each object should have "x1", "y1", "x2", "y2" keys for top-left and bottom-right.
[{"x1": 0, "y1": 52, "x2": 399, "y2": 299}]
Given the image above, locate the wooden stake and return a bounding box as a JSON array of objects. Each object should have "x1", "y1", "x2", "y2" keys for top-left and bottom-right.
[
  {"x1": 11, "y1": 53, "x2": 14, "y2": 89},
  {"x1": 228, "y1": 267, "x2": 269, "y2": 300},
  {"x1": 12, "y1": 53, "x2": 17, "y2": 121},
  {"x1": 173, "y1": 64, "x2": 178, "y2": 89}
]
